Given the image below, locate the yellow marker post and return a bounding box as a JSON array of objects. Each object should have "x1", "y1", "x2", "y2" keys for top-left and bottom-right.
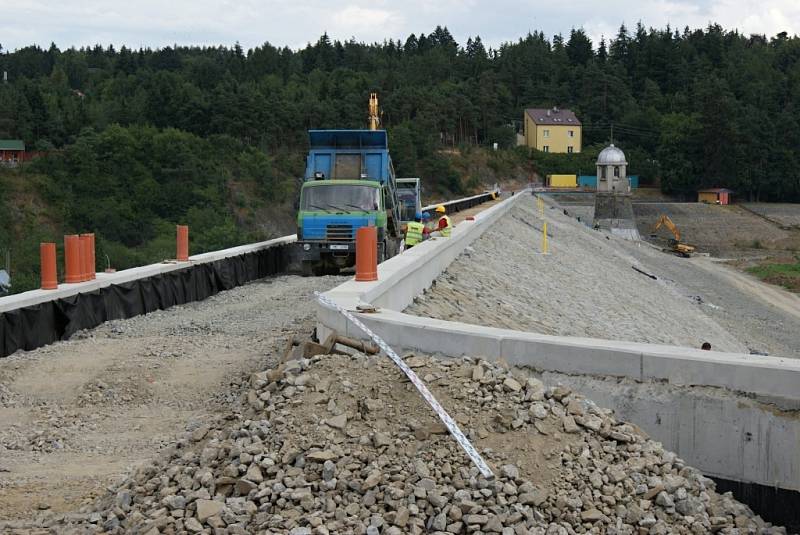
[{"x1": 542, "y1": 222, "x2": 549, "y2": 255}]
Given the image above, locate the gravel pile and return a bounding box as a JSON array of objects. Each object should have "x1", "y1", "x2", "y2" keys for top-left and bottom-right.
[
  {"x1": 0, "y1": 274, "x2": 345, "y2": 523},
  {"x1": 52, "y1": 352, "x2": 784, "y2": 534}
]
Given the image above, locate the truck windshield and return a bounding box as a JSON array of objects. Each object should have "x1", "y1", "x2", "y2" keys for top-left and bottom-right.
[
  {"x1": 397, "y1": 191, "x2": 417, "y2": 220},
  {"x1": 301, "y1": 185, "x2": 380, "y2": 212}
]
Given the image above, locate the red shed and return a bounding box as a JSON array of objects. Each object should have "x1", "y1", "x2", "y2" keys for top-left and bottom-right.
[
  {"x1": 698, "y1": 188, "x2": 733, "y2": 205},
  {"x1": 0, "y1": 140, "x2": 25, "y2": 166}
]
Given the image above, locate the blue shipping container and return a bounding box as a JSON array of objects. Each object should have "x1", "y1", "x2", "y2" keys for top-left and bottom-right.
[{"x1": 577, "y1": 175, "x2": 638, "y2": 189}]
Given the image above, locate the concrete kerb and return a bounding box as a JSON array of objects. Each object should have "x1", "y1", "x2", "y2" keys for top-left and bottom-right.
[
  {"x1": 0, "y1": 235, "x2": 297, "y2": 313},
  {"x1": 317, "y1": 192, "x2": 800, "y2": 404},
  {"x1": 323, "y1": 192, "x2": 517, "y2": 315}
]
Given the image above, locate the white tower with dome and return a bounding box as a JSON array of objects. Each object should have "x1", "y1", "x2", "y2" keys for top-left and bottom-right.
[
  {"x1": 592, "y1": 143, "x2": 639, "y2": 239},
  {"x1": 596, "y1": 144, "x2": 628, "y2": 193}
]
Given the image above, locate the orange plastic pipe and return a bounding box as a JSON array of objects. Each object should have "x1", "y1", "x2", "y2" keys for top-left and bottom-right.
[
  {"x1": 176, "y1": 225, "x2": 189, "y2": 261},
  {"x1": 354, "y1": 226, "x2": 378, "y2": 282},
  {"x1": 79, "y1": 235, "x2": 91, "y2": 282},
  {"x1": 64, "y1": 235, "x2": 82, "y2": 283},
  {"x1": 89, "y1": 233, "x2": 96, "y2": 280},
  {"x1": 81, "y1": 233, "x2": 96, "y2": 280},
  {"x1": 40, "y1": 243, "x2": 58, "y2": 290}
]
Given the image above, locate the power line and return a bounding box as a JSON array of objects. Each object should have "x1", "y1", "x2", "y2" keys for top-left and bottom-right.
[{"x1": 583, "y1": 121, "x2": 660, "y2": 133}]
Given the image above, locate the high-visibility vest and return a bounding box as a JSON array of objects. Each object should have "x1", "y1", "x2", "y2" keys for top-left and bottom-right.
[
  {"x1": 405, "y1": 221, "x2": 424, "y2": 246},
  {"x1": 439, "y1": 215, "x2": 452, "y2": 237}
]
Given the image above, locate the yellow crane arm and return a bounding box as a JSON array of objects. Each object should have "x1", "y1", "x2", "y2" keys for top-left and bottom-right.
[
  {"x1": 652, "y1": 214, "x2": 681, "y2": 242},
  {"x1": 368, "y1": 93, "x2": 380, "y2": 130}
]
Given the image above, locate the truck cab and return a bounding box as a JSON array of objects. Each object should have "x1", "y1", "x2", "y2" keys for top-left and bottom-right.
[
  {"x1": 296, "y1": 130, "x2": 402, "y2": 275},
  {"x1": 397, "y1": 178, "x2": 422, "y2": 223}
]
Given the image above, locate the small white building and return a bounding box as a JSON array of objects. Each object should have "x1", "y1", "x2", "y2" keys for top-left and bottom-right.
[{"x1": 596, "y1": 144, "x2": 628, "y2": 194}]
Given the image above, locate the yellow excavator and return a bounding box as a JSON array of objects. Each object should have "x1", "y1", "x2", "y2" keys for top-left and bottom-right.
[{"x1": 651, "y1": 214, "x2": 696, "y2": 257}]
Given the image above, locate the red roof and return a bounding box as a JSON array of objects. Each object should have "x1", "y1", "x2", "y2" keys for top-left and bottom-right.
[{"x1": 525, "y1": 108, "x2": 581, "y2": 126}]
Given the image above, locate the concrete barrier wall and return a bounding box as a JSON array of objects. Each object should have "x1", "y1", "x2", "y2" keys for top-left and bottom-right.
[
  {"x1": 317, "y1": 190, "x2": 800, "y2": 494},
  {"x1": 1, "y1": 237, "x2": 295, "y2": 357},
  {"x1": 547, "y1": 372, "x2": 800, "y2": 493},
  {"x1": 422, "y1": 191, "x2": 498, "y2": 214},
  {"x1": 0, "y1": 235, "x2": 297, "y2": 313},
  {"x1": 319, "y1": 307, "x2": 800, "y2": 404}
]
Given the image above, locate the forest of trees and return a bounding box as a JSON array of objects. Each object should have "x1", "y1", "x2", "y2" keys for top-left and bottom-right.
[{"x1": 0, "y1": 24, "x2": 799, "y2": 291}]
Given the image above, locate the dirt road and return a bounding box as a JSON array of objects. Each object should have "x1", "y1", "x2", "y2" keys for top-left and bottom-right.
[
  {"x1": 0, "y1": 274, "x2": 345, "y2": 524},
  {"x1": 692, "y1": 257, "x2": 800, "y2": 322}
]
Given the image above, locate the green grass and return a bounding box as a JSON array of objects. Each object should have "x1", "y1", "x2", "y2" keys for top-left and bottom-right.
[{"x1": 747, "y1": 261, "x2": 800, "y2": 292}]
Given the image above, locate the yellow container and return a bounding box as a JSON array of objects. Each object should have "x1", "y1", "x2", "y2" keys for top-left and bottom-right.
[{"x1": 548, "y1": 174, "x2": 577, "y2": 188}]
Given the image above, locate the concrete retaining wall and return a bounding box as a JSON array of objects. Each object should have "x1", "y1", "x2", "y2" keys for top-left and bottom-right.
[
  {"x1": 319, "y1": 307, "x2": 800, "y2": 404},
  {"x1": 545, "y1": 371, "x2": 800, "y2": 494},
  {"x1": 317, "y1": 190, "x2": 800, "y2": 494},
  {"x1": 0, "y1": 235, "x2": 297, "y2": 314}
]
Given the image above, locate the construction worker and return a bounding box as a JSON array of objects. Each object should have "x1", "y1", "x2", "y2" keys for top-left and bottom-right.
[
  {"x1": 404, "y1": 213, "x2": 425, "y2": 249},
  {"x1": 430, "y1": 204, "x2": 453, "y2": 237}
]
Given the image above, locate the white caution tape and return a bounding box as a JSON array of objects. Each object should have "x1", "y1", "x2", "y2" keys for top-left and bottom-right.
[{"x1": 315, "y1": 291, "x2": 495, "y2": 479}]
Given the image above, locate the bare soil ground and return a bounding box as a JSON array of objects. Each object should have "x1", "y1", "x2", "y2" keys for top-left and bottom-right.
[
  {"x1": 633, "y1": 203, "x2": 800, "y2": 258},
  {"x1": 0, "y1": 274, "x2": 345, "y2": 523}
]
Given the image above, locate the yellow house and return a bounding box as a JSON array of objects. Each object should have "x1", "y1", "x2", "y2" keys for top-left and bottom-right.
[{"x1": 523, "y1": 107, "x2": 582, "y2": 153}]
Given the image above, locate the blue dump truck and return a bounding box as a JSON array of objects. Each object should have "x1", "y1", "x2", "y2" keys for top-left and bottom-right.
[{"x1": 296, "y1": 129, "x2": 403, "y2": 276}]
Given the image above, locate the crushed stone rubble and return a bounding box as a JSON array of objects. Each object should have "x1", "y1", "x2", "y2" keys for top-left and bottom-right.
[
  {"x1": 407, "y1": 198, "x2": 747, "y2": 353},
  {"x1": 39, "y1": 353, "x2": 783, "y2": 535}
]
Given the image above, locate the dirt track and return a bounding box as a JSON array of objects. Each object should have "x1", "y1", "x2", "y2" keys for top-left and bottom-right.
[
  {"x1": 692, "y1": 257, "x2": 800, "y2": 322},
  {"x1": 0, "y1": 274, "x2": 345, "y2": 523}
]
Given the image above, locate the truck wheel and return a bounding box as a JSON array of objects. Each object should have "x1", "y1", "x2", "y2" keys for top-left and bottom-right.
[{"x1": 301, "y1": 262, "x2": 314, "y2": 277}]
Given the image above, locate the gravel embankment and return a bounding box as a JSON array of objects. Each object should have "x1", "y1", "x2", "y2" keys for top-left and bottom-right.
[
  {"x1": 741, "y1": 203, "x2": 800, "y2": 228},
  {"x1": 632, "y1": 203, "x2": 799, "y2": 257},
  {"x1": 408, "y1": 197, "x2": 749, "y2": 353},
  {"x1": 0, "y1": 274, "x2": 346, "y2": 524},
  {"x1": 42, "y1": 353, "x2": 784, "y2": 534}
]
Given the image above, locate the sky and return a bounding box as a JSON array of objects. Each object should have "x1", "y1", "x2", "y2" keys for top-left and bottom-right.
[{"x1": 0, "y1": 0, "x2": 797, "y2": 52}]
